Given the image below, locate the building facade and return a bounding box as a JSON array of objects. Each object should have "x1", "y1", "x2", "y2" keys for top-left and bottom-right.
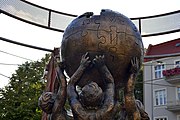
[{"x1": 144, "y1": 38, "x2": 180, "y2": 120}]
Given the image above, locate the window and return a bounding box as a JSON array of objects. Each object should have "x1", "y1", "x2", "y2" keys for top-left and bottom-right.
[
  {"x1": 177, "y1": 87, "x2": 180, "y2": 100},
  {"x1": 155, "y1": 89, "x2": 166, "y2": 106},
  {"x1": 175, "y1": 60, "x2": 180, "y2": 68},
  {"x1": 177, "y1": 115, "x2": 180, "y2": 120},
  {"x1": 154, "y1": 64, "x2": 165, "y2": 79},
  {"x1": 155, "y1": 117, "x2": 167, "y2": 120}
]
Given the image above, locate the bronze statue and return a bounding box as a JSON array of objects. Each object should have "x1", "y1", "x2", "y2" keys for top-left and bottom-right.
[
  {"x1": 38, "y1": 53, "x2": 149, "y2": 120},
  {"x1": 61, "y1": 9, "x2": 144, "y2": 91},
  {"x1": 38, "y1": 61, "x2": 72, "y2": 120},
  {"x1": 135, "y1": 100, "x2": 150, "y2": 120},
  {"x1": 116, "y1": 100, "x2": 149, "y2": 120},
  {"x1": 38, "y1": 9, "x2": 149, "y2": 120},
  {"x1": 67, "y1": 53, "x2": 116, "y2": 120}
]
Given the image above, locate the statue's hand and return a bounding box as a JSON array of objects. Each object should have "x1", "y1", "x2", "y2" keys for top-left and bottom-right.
[
  {"x1": 130, "y1": 57, "x2": 140, "y2": 74},
  {"x1": 80, "y1": 52, "x2": 91, "y2": 69},
  {"x1": 59, "y1": 61, "x2": 65, "y2": 71},
  {"x1": 93, "y1": 55, "x2": 105, "y2": 68}
]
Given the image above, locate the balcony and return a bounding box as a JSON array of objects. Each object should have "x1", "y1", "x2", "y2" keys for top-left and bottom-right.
[
  {"x1": 163, "y1": 67, "x2": 180, "y2": 84},
  {"x1": 167, "y1": 100, "x2": 180, "y2": 111}
]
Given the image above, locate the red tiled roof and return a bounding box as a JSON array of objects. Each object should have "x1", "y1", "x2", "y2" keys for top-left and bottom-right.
[{"x1": 144, "y1": 38, "x2": 180, "y2": 62}]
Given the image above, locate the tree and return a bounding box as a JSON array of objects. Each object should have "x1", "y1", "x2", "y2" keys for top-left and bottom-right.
[
  {"x1": 135, "y1": 68, "x2": 144, "y2": 103},
  {"x1": 0, "y1": 54, "x2": 50, "y2": 120},
  {"x1": 0, "y1": 52, "x2": 144, "y2": 119}
]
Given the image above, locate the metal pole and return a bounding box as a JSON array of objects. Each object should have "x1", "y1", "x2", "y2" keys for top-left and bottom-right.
[{"x1": 151, "y1": 61, "x2": 154, "y2": 119}]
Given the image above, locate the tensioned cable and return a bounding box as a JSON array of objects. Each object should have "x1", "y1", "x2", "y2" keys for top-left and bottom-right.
[
  {"x1": 0, "y1": 49, "x2": 33, "y2": 61},
  {"x1": 143, "y1": 63, "x2": 179, "y2": 66},
  {"x1": 1, "y1": 36, "x2": 180, "y2": 59},
  {"x1": 0, "y1": 64, "x2": 176, "y2": 88},
  {"x1": 0, "y1": 63, "x2": 176, "y2": 84},
  {"x1": 0, "y1": 73, "x2": 11, "y2": 79},
  {"x1": 0, "y1": 71, "x2": 176, "y2": 88},
  {"x1": 144, "y1": 53, "x2": 180, "y2": 59},
  {"x1": 2, "y1": 67, "x2": 176, "y2": 88},
  {"x1": 137, "y1": 82, "x2": 177, "y2": 88},
  {"x1": 144, "y1": 77, "x2": 172, "y2": 83},
  {"x1": 0, "y1": 63, "x2": 20, "y2": 66},
  {"x1": 0, "y1": 37, "x2": 53, "y2": 52}
]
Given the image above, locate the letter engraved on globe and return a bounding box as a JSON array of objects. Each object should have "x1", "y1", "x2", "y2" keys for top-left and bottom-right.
[{"x1": 61, "y1": 10, "x2": 144, "y2": 90}]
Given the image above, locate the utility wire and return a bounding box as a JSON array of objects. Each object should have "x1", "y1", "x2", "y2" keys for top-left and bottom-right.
[
  {"x1": 0, "y1": 37, "x2": 179, "y2": 88},
  {"x1": 0, "y1": 73, "x2": 11, "y2": 79},
  {"x1": 0, "y1": 71, "x2": 177, "y2": 88},
  {"x1": 143, "y1": 78, "x2": 166, "y2": 83},
  {"x1": 0, "y1": 37, "x2": 53, "y2": 52},
  {"x1": 143, "y1": 63, "x2": 180, "y2": 66},
  {"x1": 0, "y1": 73, "x2": 176, "y2": 88},
  {"x1": 0, "y1": 50, "x2": 33, "y2": 61},
  {"x1": 0, "y1": 63, "x2": 20, "y2": 66},
  {"x1": 136, "y1": 81, "x2": 177, "y2": 88},
  {"x1": 1, "y1": 36, "x2": 180, "y2": 59},
  {"x1": 144, "y1": 53, "x2": 180, "y2": 59}
]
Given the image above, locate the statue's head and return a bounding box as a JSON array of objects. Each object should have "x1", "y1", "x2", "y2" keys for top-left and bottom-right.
[
  {"x1": 38, "y1": 92, "x2": 56, "y2": 114},
  {"x1": 79, "y1": 81, "x2": 103, "y2": 109}
]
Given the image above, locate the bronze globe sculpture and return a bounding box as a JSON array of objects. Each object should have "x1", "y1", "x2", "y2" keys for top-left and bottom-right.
[
  {"x1": 39, "y1": 9, "x2": 149, "y2": 120},
  {"x1": 61, "y1": 9, "x2": 144, "y2": 90}
]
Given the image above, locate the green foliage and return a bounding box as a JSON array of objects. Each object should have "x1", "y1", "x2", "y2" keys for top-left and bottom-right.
[
  {"x1": 0, "y1": 53, "x2": 144, "y2": 119},
  {"x1": 116, "y1": 69, "x2": 144, "y2": 104},
  {"x1": 135, "y1": 68, "x2": 144, "y2": 103},
  {"x1": 0, "y1": 54, "x2": 50, "y2": 120}
]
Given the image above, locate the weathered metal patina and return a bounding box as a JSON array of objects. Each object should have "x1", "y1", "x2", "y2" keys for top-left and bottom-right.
[
  {"x1": 39, "y1": 9, "x2": 149, "y2": 120},
  {"x1": 61, "y1": 9, "x2": 144, "y2": 90}
]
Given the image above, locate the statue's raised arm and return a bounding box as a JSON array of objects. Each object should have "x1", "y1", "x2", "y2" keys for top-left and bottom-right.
[
  {"x1": 67, "y1": 54, "x2": 116, "y2": 120},
  {"x1": 93, "y1": 55, "x2": 115, "y2": 109},
  {"x1": 67, "y1": 52, "x2": 91, "y2": 104},
  {"x1": 124, "y1": 57, "x2": 141, "y2": 120},
  {"x1": 38, "y1": 61, "x2": 72, "y2": 120}
]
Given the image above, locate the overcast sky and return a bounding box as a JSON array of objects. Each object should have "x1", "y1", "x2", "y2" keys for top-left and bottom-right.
[{"x1": 0, "y1": 0, "x2": 179, "y2": 88}]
